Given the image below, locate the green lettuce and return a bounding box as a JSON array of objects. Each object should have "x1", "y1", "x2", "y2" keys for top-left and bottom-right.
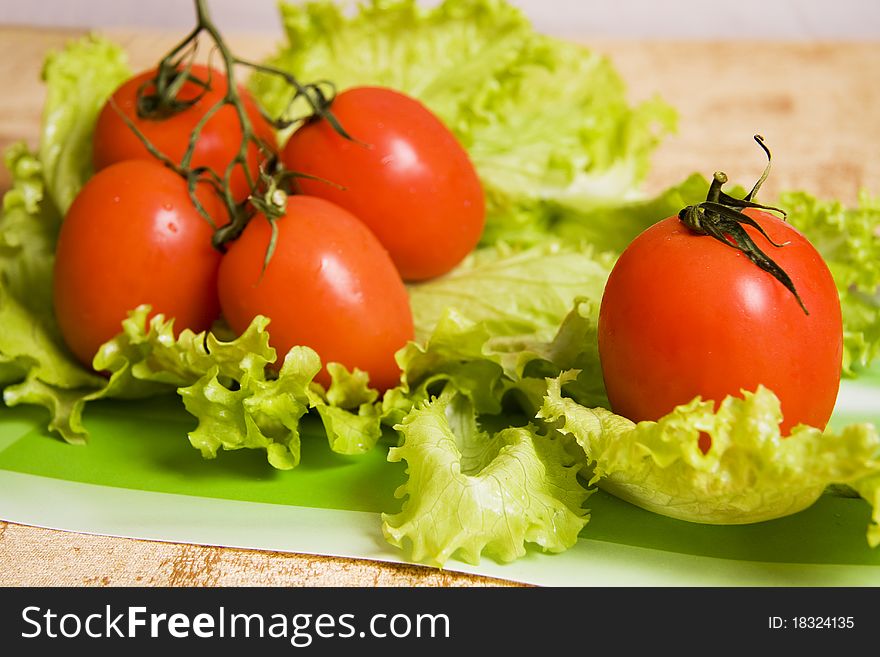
[
  {"x1": 407, "y1": 239, "x2": 612, "y2": 342},
  {"x1": 382, "y1": 288, "x2": 880, "y2": 565},
  {"x1": 383, "y1": 390, "x2": 590, "y2": 566},
  {"x1": 378, "y1": 299, "x2": 606, "y2": 565},
  {"x1": 96, "y1": 307, "x2": 385, "y2": 468},
  {"x1": 539, "y1": 373, "x2": 880, "y2": 544},
  {"x1": 251, "y1": 0, "x2": 675, "y2": 245},
  {"x1": 0, "y1": 145, "x2": 106, "y2": 443},
  {"x1": 853, "y1": 475, "x2": 880, "y2": 548},
  {"x1": 0, "y1": 146, "x2": 96, "y2": 389},
  {"x1": 396, "y1": 237, "x2": 616, "y2": 426},
  {"x1": 781, "y1": 190, "x2": 880, "y2": 376},
  {"x1": 40, "y1": 34, "x2": 130, "y2": 215},
  {"x1": 0, "y1": 36, "x2": 130, "y2": 442},
  {"x1": 383, "y1": 287, "x2": 880, "y2": 562}
]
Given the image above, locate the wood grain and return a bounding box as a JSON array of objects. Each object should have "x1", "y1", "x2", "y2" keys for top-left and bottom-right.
[
  {"x1": 1, "y1": 26, "x2": 878, "y2": 587},
  {"x1": 0, "y1": 521, "x2": 520, "y2": 586},
  {"x1": 594, "y1": 40, "x2": 880, "y2": 203}
]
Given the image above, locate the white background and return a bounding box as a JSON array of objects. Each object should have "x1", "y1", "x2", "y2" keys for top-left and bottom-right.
[{"x1": 0, "y1": 0, "x2": 878, "y2": 39}]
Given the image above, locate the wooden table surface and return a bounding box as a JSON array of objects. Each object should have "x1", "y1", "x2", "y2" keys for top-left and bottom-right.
[{"x1": 1, "y1": 26, "x2": 878, "y2": 587}]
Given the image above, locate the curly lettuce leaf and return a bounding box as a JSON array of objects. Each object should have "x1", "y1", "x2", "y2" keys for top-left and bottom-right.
[
  {"x1": 464, "y1": 37, "x2": 675, "y2": 244},
  {"x1": 399, "y1": 299, "x2": 606, "y2": 414},
  {"x1": 0, "y1": 147, "x2": 92, "y2": 386},
  {"x1": 407, "y1": 240, "x2": 611, "y2": 343},
  {"x1": 316, "y1": 363, "x2": 383, "y2": 455},
  {"x1": 381, "y1": 276, "x2": 608, "y2": 564},
  {"x1": 0, "y1": 146, "x2": 106, "y2": 443},
  {"x1": 393, "y1": 310, "x2": 507, "y2": 419},
  {"x1": 3, "y1": 379, "x2": 98, "y2": 446},
  {"x1": 94, "y1": 306, "x2": 276, "y2": 394},
  {"x1": 388, "y1": 293, "x2": 880, "y2": 564},
  {"x1": 254, "y1": 0, "x2": 532, "y2": 135},
  {"x1": 397, "y1": 237, "x2": 614, "y2": 424},
  {"x1": 382, "y1": 391, "x2": 590, "y2": 566},
  {"x1": 252, "y1": 0, "x2": 675, "y2": 245},
  {"x1": 539, "y1": 374, "x2": 880, "y2": 543},
  {"x1": 552, "y1": 172, "x2": 709, "y2": 254},
  {"x1": 39, "y1": 34, "x2": 129, "y2": 213},
  {"x1": 180, "y1": 349, "x2": 318, "y2": 470},
  {"x1": 95, "y1": 307, "x2": 386, "y2": 467},
  {"x1": 781, "y1": 190, "x2": 880, "y2": 375},
  {"x1": 0, "y1": 36, "x2": 130, "y2": 442},
  {"x1": 852, "y1": 475, "x2": 880, "y2": 548}
]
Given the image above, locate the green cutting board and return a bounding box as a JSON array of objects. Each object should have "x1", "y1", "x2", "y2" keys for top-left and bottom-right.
[{"x1": 1, "y1": 368, "x2": 878, "y2": 586}]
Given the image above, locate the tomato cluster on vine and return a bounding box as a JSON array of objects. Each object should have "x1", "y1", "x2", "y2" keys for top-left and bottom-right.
[{"x1": 53, "y1": 25, "x2": 485, "y2": 392}]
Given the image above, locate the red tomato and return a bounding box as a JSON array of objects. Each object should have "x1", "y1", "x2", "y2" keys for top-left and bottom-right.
[
  {"x1": 597, "y1": 208, "x2": 843, "y2": 438},
  {"x1": 53, "y1": 160, "x2": 224, "y2": 368},
  {"x1": 93, "y1": 64, "x2": 276, "y2": 203},
  {"x1": 281, "y1": 86, "x2": 485, "y2": 281},
  {"x1": 217, "y1": 195, "x2": 414, "y2": 391}
]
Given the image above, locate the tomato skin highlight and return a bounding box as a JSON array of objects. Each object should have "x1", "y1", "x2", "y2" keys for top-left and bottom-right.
[
  {"x1": 597, "y1": 209, "x2": 843, "y2": 436},
  {"x1": 217, "y1": 195, "x2": 414, "y2": 391},
  {"x1": 281, "y1": 86, "x2": 485, "y2": 281},
  {"x1": 53, "y1": 160, "x2": 224, "y2": 368},
  {"x1": 93, "y1": 65, "x2": 275, "y2": 203}
]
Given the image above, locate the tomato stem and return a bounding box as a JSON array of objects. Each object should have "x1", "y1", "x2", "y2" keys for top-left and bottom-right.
[
  {"x1": 117, "y1": 0, "x2": 352, "y2": 254},
  {"x1": 678, "y1": 135, "x2": 809, "y2": 315}
]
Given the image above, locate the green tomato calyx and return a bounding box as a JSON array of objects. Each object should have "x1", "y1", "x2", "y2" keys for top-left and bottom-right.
[{"x1": 678, "y1": 135, "x2": 809, "y2": 315}]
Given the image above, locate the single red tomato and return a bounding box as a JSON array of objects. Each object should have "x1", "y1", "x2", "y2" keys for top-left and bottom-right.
[
  {"x1": 53, "y1": 160, "x2": 224, "y2": 368},
  {"x1": 217, "y1": 195, "x2": 414, "y2": 391},
  {"x1": 93, "y1": 64, "x2": 276, "y2": 203},
  {"x1": 597, "y1": 208, "x2": 842, "y2": 438},
  {"x1": 281, "y1": 86, "x2": 485, "y2": 281}
]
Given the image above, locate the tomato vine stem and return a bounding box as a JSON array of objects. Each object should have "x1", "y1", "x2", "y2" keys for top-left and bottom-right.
[
  {"x1": 115, "y1": 0, "x2": 351, "y2": 256},
  {"x1": 678, "y1": 135, "x2": 809, "y2": 315}
]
